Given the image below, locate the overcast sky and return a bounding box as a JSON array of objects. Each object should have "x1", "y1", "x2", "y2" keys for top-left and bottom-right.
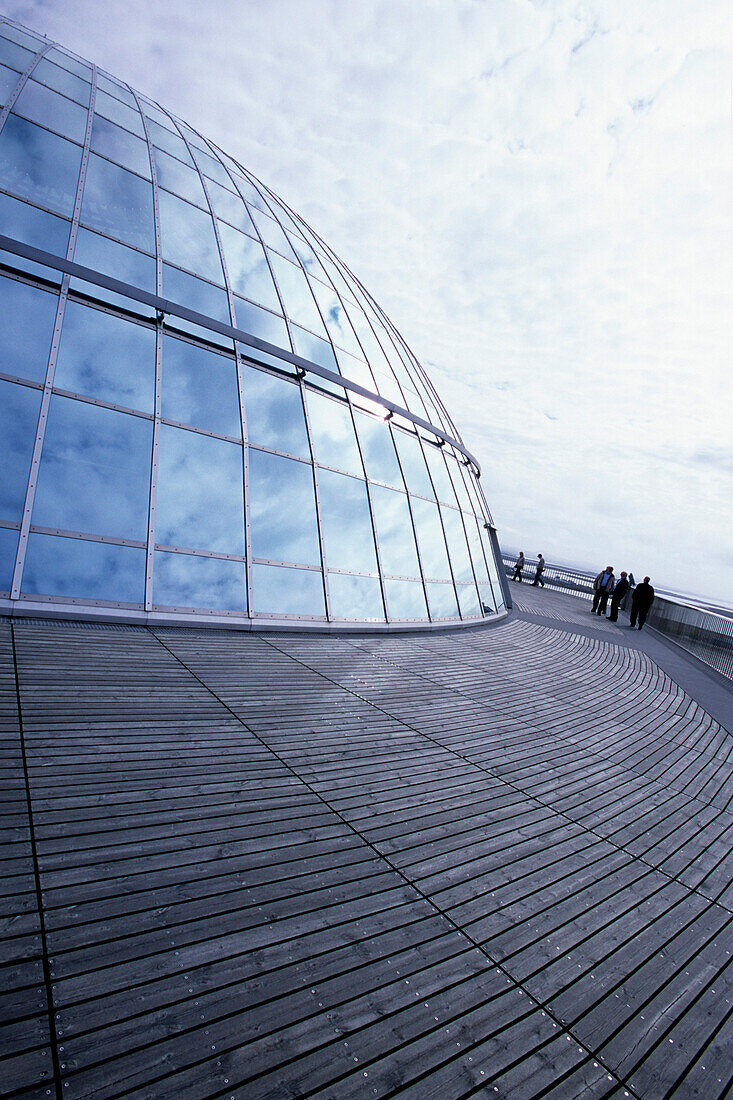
[{"x1": 8, "y1": 0, "x2": 732, "y2": 603}]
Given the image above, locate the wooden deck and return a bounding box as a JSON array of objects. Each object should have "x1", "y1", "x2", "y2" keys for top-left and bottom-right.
[{"x1": 1, "y1": 586, "x2": 732, "y2": 1099}]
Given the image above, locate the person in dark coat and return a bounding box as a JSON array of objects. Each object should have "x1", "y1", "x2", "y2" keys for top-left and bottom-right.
[
  {"x1": 532, "y1": 553, "x2": 545, "y2": 587},
  {"x1": 512, "y1": 552, "x2": 525, "y2": 582},
  {"x1": 607, "y1": 571, "x2": 629, "y2": 621},
  {"x1": 630, "y1": 577, "x2": 655, "y2": 629},
  {"x1": 592, "y1": 566, "x2": 615, "y2": 615}
]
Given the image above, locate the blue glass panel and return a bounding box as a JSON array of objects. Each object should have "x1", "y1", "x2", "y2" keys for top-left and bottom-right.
[
  {"x1": 0, "y1": 526, "x2": 18, "y2": 591},
  {"x1": 308, "y1": 278, "x2": 362, "y2": 357},
  {"x1": 369, "y1": 484, "x2": 420, "y2": 578},
  {"x1": 207, "y1": 179, "x2": 253, "y2": 232},
  {"x1": 191, "y1": 145, "x2": 233, "y2": 189},
  {"x1": 0, "y1": 24, "x2": 42, "y2": 51},
  {"x1": 153, "y1": 551, "x2": 245, "y2": 611},
  {"x1": 0, "y1": 61, "x2": 18, "y2": 104},
  {"x1": 251, "y1": 562, "x2": 325, "y2": 617},
  {"x1": 158, "y1": 190, "x2": 223, "y2": 283},
  {"x1": 232, "y1": 296, "x2": 289, "y2": 348},
  {"x1": 228, "y1": 167, "x2": 266, "y2": 210},
  {"x1": 156, "y1": 425, "x2": 243, "y2": 554},
  {"x1": 448, "y1": 457, "x2": 474, "y2": 513},
  {"x1": 317, "y1": 469, "x2": 377, "y2": 574},
  {"x1": 287, "y1": 234, "x2": 323, "y2": 276},
  {"x1": 292, "y1": 327, "x2": 339, "y2": 375},
  {"x1": 457, "y1": 583, "x2": 481, "y2": 619},
  {"x1": 0, "y1": 36, "x2": 33, "y2": 72},
  {"x1": 480, "y1": 527, "x2": 505, "y2": 611},
  {"x1": 241, "y1": 365, "x2": 309, "y2": 458},
  {"x1": 81, "y1": 154, "x2": 154, "y2": 251},
  {"x1": 0, "y1": 114, "x2": 81, "y2": 216},
  {"x1": 146, "y1": 117, "x2": 193, "y2": 161},
  {"x1": 0, "y1": 191, "x2": 70, "y2": 259},
  {"x1": 45, "y1": 48, "x2": 90, "y2": 82},
  {"x1": 393, "y1": 429, "x2": 434, "y2": 498},
  {"x1": 54, "y1": 301, "x2": 155, "y2": 411},
  {"x1": 91, "y1": 116, "x2": 150, "y2": 178},
  {"x1": 22, "y1": 533, "x2": 145, "y2": 603},
  {"x1": 336, "y1": 350, "x2": 376, "y2": 392},
  {"x1": 248, "y1": 206, "x2": 294, "y2": 258},
  {"x1": 217, "y1": 222, "x2": 280, "y2": 311},
  {"x1": 95, "y1": 74, "x2": 136, "y2": 107},
  {"x1": 269, "y1": 252, "x2": 326, "y2": 335},
  {"x1": 32, "y1": 58, "x2": 90, "y2": 106},
  {"x1": 248, "y1": 449, "x2": 320, "y2": 566},
  {"x1": 73, "y1": 227, "x2": 156, "y2": 298},
  {"x1": 478, "y1": 582, "x2": 497, "y2": 615},
  {"x1": 94, "y1": 89, "x2": 144, "y2": 135},
  {"x1": 328, "y1": 573, "x2": 384, "y2": 620},
  {"x1": 305, "y1": 391, "x2": 363, "y2": 475},
  {"x1": 354, "y1": 412, "x2": 404, "y2": 488},
  {"x1": 423, "y1": 443, "x2": 457, "y2": 505},
  {"x1": 161, "y1": 335, "x2": 241, "y2": 437},
  {"x1": 154, "y1": 149, "x2": 207, "y2": 206},
  {"x1": 33, "y1": 397, "x2": 152, "y2": 540},
  {"x1": 162, "y1": 264, "x2": 231, "y2": 323},
  {"x1": 426, "y1": 581, "x2": 460, "y2": 619},
  {"x1": 0, "y1": 277, "x2": 56, "y2": 382},
  {"x1": 384, "y1": 578, "x2": 428, "y2": 620},
  {"x1": 440, "y1": 506, "x2": 474, "y2": 583},
  {"x1": 14, "y1": 80, "x2": 87, "y2": 143},
  {"x1": 0, "y1": 380, "x2": 40, "y2": 522},
  {"x1": 462, "y1": 513, "x2": 490, "y2": 584},
  {"x1": 348, "y1": 306, "x2": 392, "y2": 375},
  {"x1": 410, "y1": 496, "x2": 452, "y2": 581}
]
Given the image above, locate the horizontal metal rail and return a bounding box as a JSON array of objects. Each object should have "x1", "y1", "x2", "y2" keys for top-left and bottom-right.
[{"x1": 0, "y1": 234, "x2": 481, "y2": 476}]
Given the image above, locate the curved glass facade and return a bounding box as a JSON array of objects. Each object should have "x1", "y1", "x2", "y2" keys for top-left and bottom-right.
[{"x1": 0, "y1": 17, "x2": 506, "y2": 627}]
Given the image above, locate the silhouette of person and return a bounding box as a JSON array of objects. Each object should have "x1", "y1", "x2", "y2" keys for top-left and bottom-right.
[
  {"x1": 532, "y1": 554, "x2": 545, "y2": 588},
  {"x1": 630, "y1": 577, "x2": 655, "y2": 629},
  {"x1": 592, "y1": 566, "x2": 615, "y2": 615},
  {"x1": 608, "y1": 571, "x2": 629, "y2": 621},
  {"x1": 512, "y1": 552, "x2": 525, "y2": 582}
]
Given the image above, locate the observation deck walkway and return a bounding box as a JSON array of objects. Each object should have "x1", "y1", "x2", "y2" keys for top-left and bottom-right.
[{"x1": 1, "y1": 586, "x2": 732, "y2": 1099}]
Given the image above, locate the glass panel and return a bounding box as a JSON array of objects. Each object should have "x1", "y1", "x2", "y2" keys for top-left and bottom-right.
[
  {"x1": 156, "y1": 425, "x2": 243, "y2": 554},
  {"x1": 241, "y1": 365, "x2": 309, "y2": 458},
  {"x1": 440, "y1": 506, "x2": 474, "y2": 583},
  {"x1": 0, "y1": 61, "x2": 19, "y2": 104},
  {"x1": 0, "y1": 526, "x2": 18, "y2": 591},
  {"x1": 384, "y1": 577, "x2": 428, "y2": 620},
  {"x1": 251, "y1": 562, "x2": 325, "y2": 617},
  {"x1": 154, "y1": 149, "x2": 207, "y2": 206},
  {"x1": 232, "y1": 296, "x2": 289, "y2": 348},
  {"x1": 248, "y1": 206, "x2": 294, "y2": 257},
  {"x1": 0, "y1": 36, "x2": 33, "y2": 72},
  {"x1": 481, "y1": 528, "x2": 505, "y2": 612},
  {"x1": 54, "y1": 301, "x2": 155, "y2": 411},
  {"x1": 372, "y1": 367, "x2": 405, "y2": 406},
  {"x1": 33, "y1": 397, "x2": 151, "y2": 540},
  {"x1": 410, "y1": 496, "x2": 452, "y2": 580},
  {"x1": 229, "y1": 167, "x2": 267, "y2": 211},
  {"x1": 328, "y1": 572, "x2": 384, "y2": 620},
  {"x1": 154, "y1": 551, "x2": 245, "y2": 611},
  {"x1": 0, "y1": 114, "x2": 82, "y2": 217},
  {"x1": 0, "y1": 380, "x2": 41, "y2": 522},
  {"x1": 354, "y1": 411, "x2": 404, "y2": 488},
  {"x1": 191, "y1": 145, "x2": 233, "y2": 189},
  {"x1": 0, "y1": 191, "x2": 70, "y2": 257},
  {"x1": 22, "y1": 533, "x2": 145, "y2": 603},
  {"x1": 0, "y1": 277, "x2": 57, "y2": 382},
  {"x1": 292, "y1": 327, "x2": 338, "y2": 375},
  {"x1": 248, "y1": 449, "x2": 320, "y2": 566},
  {"x1": 96, "y1": 72, "x2": 137, "y2": 104},
  {"x1": 462, "y1": 514, "x2": 490, "y2": 584},
  {"x1": 72, "y1": 226, "x2": 156, "y2": 301},
  {"x1": 162, "y1": 264, "x2": 231, "y2": 324},
  {"x1": 308, "y1": 278, "x2": 362, "y2": 356},
  {"x1": 1, "y1": 24, "x2": 42, "y2": 51},
  {"x1": 268, "y1": 252, "x2": 326, "y2": 335},
  {"x1": 393, "y1": 429, "x2": 435, "y2": 498},
  {"x1": 457, "y1": 582, "x2": 481, "y2": 619},
  {"x1": 46, "y1": 48, "x2": 91, "y2": 82},
  {"x1": 348, "y1": 306, "x2": 392, "y2": 374},
  {"x1": 91, "y1": 116, "x2": 150, "y2": 178},
  {"x1": 369, "y1": 484, "x2": 420, "y2": 578},
  {"x1": 207, "y1": 179, "x2": 253, "y2": 233},
  {"x1": 161, "y1": 335, "x2": 241, "y2": 437},
  {"x1": 14, "y1": 80, "x2": 87, "y2": 143},
  {"x1": 317, "y1": 469, "x2": 377, "y2": 574},
  {"x1": 478, "y1": 582, "x2": 497, "y2": 615},
  {"x1": 158, "y1": 190, "x2": 223, "y2": 283},
  {"x1": 336, "y1": 349, "x2": 376, "y2": 391},
  {"x1": 94, "y1": 89, "x2": 144, "y2": 136},
  {"x1": 448, "y1": 457, "x2": 474, "y2": 513},
  {"x1": 423, "y1": 443, "x2": 457, "y2": 505},
  {"x1": 217, "y1": 222, "x2": 280, "y2": 311},
  {"x1": 81, "y1": 154, "x2": 154, "y2": 251},
  {"x1": 146, "y1": 117, "x2": 192, "y2": 162},
  {"x1": 426, "y1": 581, "x2": 460, "y2": 619},
  {"x1": 287, "y1": 233, "x2": 323, "y2": 276},
  {"x1": 305, "y1": 390, "x2": 363, "y2": 475}
]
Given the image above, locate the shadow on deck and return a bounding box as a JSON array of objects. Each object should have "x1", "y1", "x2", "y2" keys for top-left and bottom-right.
[{"x1": 2, "y1": 590, "x2": 732, "y2": 1098}]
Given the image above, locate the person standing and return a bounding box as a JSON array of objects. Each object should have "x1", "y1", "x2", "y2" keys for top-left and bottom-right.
[
  {"x1": 630, "y1": 577, "x2": 655, "y2": 629},
  {"x1": 512, "y1": 552, "x2": 525, "y2": 582},
  {"x1": 532, "y1": 553, "x2": 545, "y2": 587},
  {"x1": 607, "y1": 571, "x2": 629, "y2": 621},
  {"x1": 592, "y1": 566, "x2": 615, "y2": 615}
]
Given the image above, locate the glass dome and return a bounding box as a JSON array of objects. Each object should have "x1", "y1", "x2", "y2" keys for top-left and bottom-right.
[{"x1": 0, "y1": 16, "x2": 507, "y2": 627}]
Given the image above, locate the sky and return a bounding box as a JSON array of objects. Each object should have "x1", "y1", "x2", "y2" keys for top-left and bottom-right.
[{"x1": 7, "y1": 0, "x2": 732, "y2": 603}]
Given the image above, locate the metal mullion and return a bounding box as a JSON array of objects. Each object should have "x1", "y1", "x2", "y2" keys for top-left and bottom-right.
[
  {"x1": 131, "y1": 87, "x2": 163, "y2": 613},
  {"x1": 10, "y1": 67, "x2": 97, "y2": 601},
  {"x1": 0, "y1": 39, "x2": 53, "y2": 134}
]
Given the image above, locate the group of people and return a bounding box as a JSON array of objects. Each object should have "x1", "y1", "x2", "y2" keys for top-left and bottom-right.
[
  {"x1": 510, "y1": 553, "x2": 656, "y2": 630},
  {"x1": 592, "y1": 566, "x2": 655, "y2": 629}
]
